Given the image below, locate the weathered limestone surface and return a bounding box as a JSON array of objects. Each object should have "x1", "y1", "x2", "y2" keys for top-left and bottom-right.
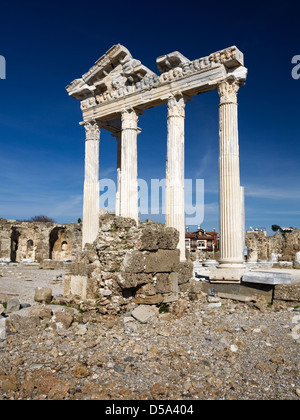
[
  {"x1": 217, "y1": 77, "x2": 244, "y2": 270},
  {"x1": 246, "y1": 229, "x2": 300, "y2": 264},
  {"x1": 119, "y1": 109, "x2": 139, "y2": 223},
  {"x1": 66, "y1": 44, "x2": 247, "y2": 121},
  {"x1": 0, "y1": 219, "x2": 82, "y2": 263},
  {"x1": 165, "y1": 94, "x2": 186, "y2": 261},
  {"x1": 82, "y1": 120, "x2": 100, "y2": 248},
  {"x1": 64, "y1": 215, "x2": 193, "y2": 314},
  {"x1": 242, "y1": 271, "x2": 291, "y2": 285}
]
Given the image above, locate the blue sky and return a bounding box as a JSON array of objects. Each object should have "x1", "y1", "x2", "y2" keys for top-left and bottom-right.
[{"x1": 0, "y1": 0, "x2": 299, "y2": 235}]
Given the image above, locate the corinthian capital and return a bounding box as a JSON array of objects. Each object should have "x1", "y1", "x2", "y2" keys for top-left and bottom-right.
[
  {"x1": 167, "y1": 94, "x2": 185, "y2": 118},
  {"x1": 218, "y1": 78, "x2": 240, "y2": 105},
  {"x1": 121, "y1": 108, "x2": 139, "y2": 129},
  {"x1": 84, "y1": 120, "x2": 100, "y2": 140}
]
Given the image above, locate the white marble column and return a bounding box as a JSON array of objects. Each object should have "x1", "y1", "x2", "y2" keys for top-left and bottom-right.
[
  {"x1": 82, "y1": 120, "x2": 100, "y2": 249},
  {"x1": 115, "y1": 131, "x2": 121, "y2": 216},
  {"x1": 241, "y1": 185, "x2": 245, "y2": 260},
  {"x1": 217, "y1": 77, "x2": 244, "y2": 269},
  {"x1": 165, "y1": 94, "x2": 186, "y2": 261},
  {"x1": 120, "y1": 109, "x2": 139, "y2": 224}
]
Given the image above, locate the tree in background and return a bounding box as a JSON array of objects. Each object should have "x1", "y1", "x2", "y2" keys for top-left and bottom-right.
[
  {"x1": 27, "y1": 215, "x2": 55, "y2": 223},
  {"x1": 271, "y1": 224, "x2": 282, "y2": 233}
]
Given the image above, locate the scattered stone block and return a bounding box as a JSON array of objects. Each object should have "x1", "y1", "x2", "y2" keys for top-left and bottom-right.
[
  {"x1": 6, "y1": 298, "x2": 21, "y2": 313},
  {"x1": 169, "y1": 299, "x2": 189, "y2": 318},
  {"x1": 208, "y1": 302, "x2": 222, "y2": 308},
  {"x1": 131, "y1": 305, "x2": 157, "y2": 323},
  {"x1": 34, "y1": 287, "x2": 52, "y2": 303},
  {"x1": 51, "y1": 311, "x2": 73, "y2": 329},
  {"x1": 0, "y1": 318, "x2": 6, "y2": 340},
  {"x1": 29, "y1": 306, "x2": 53, "y2": 320}
]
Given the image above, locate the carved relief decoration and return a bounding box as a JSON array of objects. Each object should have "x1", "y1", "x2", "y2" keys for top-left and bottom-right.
[
  {"x1": 217, "y1": 78, "x2": 240, "y2": 105},
  {"x1": 67, "y1": 44, "x2": 245, "y2": 111},
  {"x1": 167, "y1": 95, "x2": 185, "y2": 118},
  {"x1": 84, "y1": 120, "x2": 100, "y2": 140}
]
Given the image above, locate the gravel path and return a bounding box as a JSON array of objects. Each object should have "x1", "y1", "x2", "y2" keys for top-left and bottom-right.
[
  {"x1": 0, "y1": 265, "x2": 64, "y2": 305},
  {"x1": 0, "y1": 265, "x2": 299, "y2": 400}
]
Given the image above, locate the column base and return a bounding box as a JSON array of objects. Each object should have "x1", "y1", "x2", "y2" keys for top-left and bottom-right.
[{"x1": 209, "y1": 267, "x2": 246, "y2": 284}]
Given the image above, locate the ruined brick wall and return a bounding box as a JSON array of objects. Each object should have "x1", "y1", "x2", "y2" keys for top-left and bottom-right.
[
  {"x1": 64, "y1": 215, "x2": 193, "y2": 314},
  {"x1": 0, "y1": 219, "x2": 12, "y2": 259},
  {"x1": 246, "y1": 229, "x2": 300, "y2": 262},
  {"x1": 0, "y1": 219, "x2": 82, "y2": 262}
]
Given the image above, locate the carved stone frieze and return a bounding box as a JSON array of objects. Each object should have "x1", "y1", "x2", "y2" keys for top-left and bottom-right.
[{"x1": 67, "y1": 45, "x2": 246, "y2": 113}]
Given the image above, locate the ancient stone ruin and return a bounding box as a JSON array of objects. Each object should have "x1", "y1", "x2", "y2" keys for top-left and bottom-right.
[
  {"x1": 66, "y1": 44, "x2": 248, "y2": 283},
  {"x1": 1, "y1": 45, "x2": 298, "y2": 317},
  {"x1": 0, "y1": 218, "x2": 82, "y2": 265},
  {"x1": 63, "y1": 214, "x2": 193, "y2": 315},
  {"x1": 246, "y1": 229, "x2": 300, "y2": 267}
]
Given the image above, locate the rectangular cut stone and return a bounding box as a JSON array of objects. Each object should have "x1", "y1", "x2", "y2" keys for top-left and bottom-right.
[
  {"x1": 64, "y1": 275, "x2": 88, "y2": 300},
  {"x1": 144, "y1": 249, "x2": 180, "y2": 273},
  {"x1": 162, "y1": 272, "x2": 178, "y2": 303},
  {"x1": 132, "y1": 305, "x2": 157, "y2": 323},
  {"x1": 209, "y1": 268, "x2": 245, "y2": 283},
  {"x1": 216, "y1": 292, "x2": 253, "y2": 302},
  {"x1": 163, "y1": 292, "x2": 178, "y2": 303},
  {"x1": 156, "y1": 272, "x2": 178, "y2": 294},
  {"x1": 242, "y1": 271, "x2": 291, "y2": 285}
]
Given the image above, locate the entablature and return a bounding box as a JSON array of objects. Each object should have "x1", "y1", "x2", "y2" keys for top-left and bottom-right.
[{"x1": 67, "y1": 45, "x2": 247, "y2": 124}]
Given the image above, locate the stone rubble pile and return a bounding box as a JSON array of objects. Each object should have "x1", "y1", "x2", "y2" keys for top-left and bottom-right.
[
  {"x1": 0, "y1": 289, "x2": 299, "y2": 400},
  {"x1": 246, "y1": 229, "x2": 300, "y2": 265},
  {"x1": 0, "y1": 216, "x2": 300, "y2": 400},
  {"x1": 63, "y1": 215, "x2": 193, "y2": 316}
]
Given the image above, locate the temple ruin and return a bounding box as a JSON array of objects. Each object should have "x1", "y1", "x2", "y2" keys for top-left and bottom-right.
[
  {"x1": 0, "y1": 219, "x2": 82, "y2": 264},
  {"x1": 66, "y1": 44, "x2": 248, "y2": 282}
]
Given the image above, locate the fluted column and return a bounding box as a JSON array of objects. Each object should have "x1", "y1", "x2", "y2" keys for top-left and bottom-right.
[
  {"x1": 120, "y1": 109, "x2": 139, "y2": 224},
  {"x1": 115, "y1": 131, "x2": 121, "y2": 216},
  {"x1": 218, "y1": 77, "x2": 244, "y2": 269},
  {"x1": 82, "y1": 120, "x2": 100, "y2": 249},
  {"x1": 241, "y1": 185, "x2": 245, "y2": 260},
  {"x1": 165, "y1": 94, "x2": 186, "y2": 261}
]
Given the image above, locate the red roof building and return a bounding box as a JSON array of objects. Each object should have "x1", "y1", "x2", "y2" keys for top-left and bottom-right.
[{"x1": 185, "y1": 226, "x2": 219, "y2": 252}]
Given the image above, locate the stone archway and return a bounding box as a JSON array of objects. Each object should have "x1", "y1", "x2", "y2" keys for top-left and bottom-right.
[
  {"x1": 10, "y1": 227, "x2": 21, "y2": 262},
  {"x1": 49, "y1": 227, "x2": 64, "y2": 260},
  {"x1": 49, "y1": 227, "x2": 72, "y2": 260}
]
